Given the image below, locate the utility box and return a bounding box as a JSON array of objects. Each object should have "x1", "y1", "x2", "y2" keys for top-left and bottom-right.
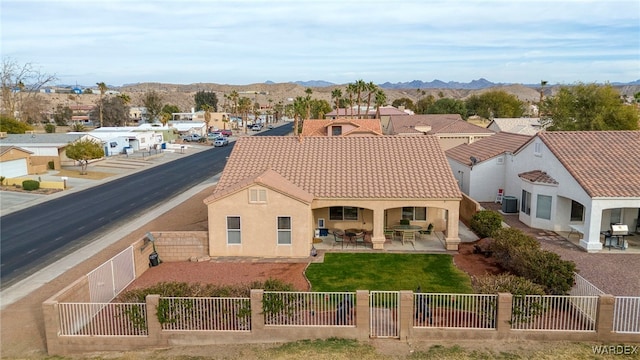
[{"x1": 502, "y1": 196, "x2": 518, "y2": 213}]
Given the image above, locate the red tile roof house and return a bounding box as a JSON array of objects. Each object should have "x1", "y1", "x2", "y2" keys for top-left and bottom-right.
[
  {"x1": 445, "y1": 132, "x2": 533, "y2": 202},
  {"x1": 500, "y1": 131, "x2": 640, "y2": 252},
  {"x1": 203, "y1": 136, "x2": 463, "y2": 258},
  {"x1": 386, "y1": 114, "x2": 495, "y2": 150},
  {"x1": 301, "y1": 118, "x2": 383, "y2": 137}
]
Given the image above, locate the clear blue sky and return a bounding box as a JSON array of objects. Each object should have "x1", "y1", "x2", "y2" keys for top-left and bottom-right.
[{"x1": 2, "y1": 0, "x2": 639, "y2": 87}]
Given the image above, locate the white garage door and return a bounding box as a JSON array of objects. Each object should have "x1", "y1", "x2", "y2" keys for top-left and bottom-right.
[{"x1": 0, "y1": 159, "x2": 28, "y2": 178}]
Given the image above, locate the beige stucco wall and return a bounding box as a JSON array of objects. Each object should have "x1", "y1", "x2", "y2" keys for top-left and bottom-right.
[{"x1": 208, "y1": 185, "x2": 313, "y2": 257}]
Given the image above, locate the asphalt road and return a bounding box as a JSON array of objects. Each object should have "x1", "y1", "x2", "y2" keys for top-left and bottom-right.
[{"x1": 0, "y1": 123, "x2": 292, "y2": 288}]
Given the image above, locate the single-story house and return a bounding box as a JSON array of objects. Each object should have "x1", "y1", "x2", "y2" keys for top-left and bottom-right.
[
  {"x1": 326, "y1": 106, "x2": 411, "y2": 131},
  {"x1": 192, "y1": 111, "x2": 232, "y2": 131},
  {"x1": 386, "y1": 114, "x2": 495, "y2": 150},
  {"x1": 445, "y1": 132, "x2": 533, "y2": 202},
  {"x1": 506, "y1": 131, "x2": 640, "y2": 252},
  {"x1": 487, "y1": 117, "x2": 544, "y2": 136},
  {"x1": 169, "y1": 121, "x2": 207, "y2": 137},
  {"x1": 0, "y1": 145, "x2": 33, "y2": 177},
  {"x1": 0, "y1": 133, "x2": 104, "y2": 168},
  {"x1": 301, "y1": 118, "x2": 382, "y2": 137},
  {"x1": 204, "y1": 135, "x2": 462, "y2": 258},
  {"x1": 83, "y1": 128, "x2": 159, "y2": 154}
]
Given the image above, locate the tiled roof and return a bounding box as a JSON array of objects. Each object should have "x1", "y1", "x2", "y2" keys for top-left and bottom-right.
[
  {"x1": 301, "y1": 119, "x2": 382, "y2": 136},
  {"x1": 213, "y1": 136, "x2": 462, "y2": 200},
  {"x1": 489, "y1": 118, "x2": 543, "y2": 135},
  {"x1": 326, "y1": 106, "x2": 409, "y2": 117},
  {"x1": 537, "y1": 131, "x2": 640, "y2": 198},
  {"x1": 388, "y1": 114, "x2": 494, "y2": 135},
  {"x1": 446, "y1": 132, "x2": 532, "y2": 165},
  {"x1": 518, "y1": 170, "x2": 559, "y2": 185}
]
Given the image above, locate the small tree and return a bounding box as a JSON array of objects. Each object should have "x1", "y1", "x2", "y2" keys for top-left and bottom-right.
[
  {"x1": 0, "y1": 115, "x2": 33, "y2": 133},
  {"x1": 65, "y1": 139, "x2": 104, "y2": 175}
]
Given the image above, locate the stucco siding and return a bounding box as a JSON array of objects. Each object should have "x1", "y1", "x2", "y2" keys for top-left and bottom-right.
[{"x1": 208, "y1": 186, "x2": 312, "y2": 257}]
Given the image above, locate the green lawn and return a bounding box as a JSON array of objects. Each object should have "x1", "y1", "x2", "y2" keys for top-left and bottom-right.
[{"x1": 306, "y1": 253, "x2": 473, "y2": 293}]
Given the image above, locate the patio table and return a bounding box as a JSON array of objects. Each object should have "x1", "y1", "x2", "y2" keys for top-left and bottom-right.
[{"x1": 392, "y1": 225, "x2": 422, "y2": 245}]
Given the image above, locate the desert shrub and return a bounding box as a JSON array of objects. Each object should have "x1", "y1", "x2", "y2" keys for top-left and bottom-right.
[
  {"x1": 22, "y1": 179, "x2": 40, "y2": 191},
  {"x1": 44, "y1": 123, "x2": 56, "y2": 133},
  {"x1": 490, "y1": 227, "x2": 540, "y2": 269},
  {"x1": 48, "y1": 160, "x2": 55, "y2": 170},
  {"x1": 470, "y1": 210, "x2": 503, "y2": 238},
  {"x1": 0, "y1": 176, "x2": 5, "y2": 185},
  {"x1": 472, "y1": 273, "x2": 545, "y2": 296},
  {"x1": 511, "y1": 249, "x2": 576, "y2": 295}
]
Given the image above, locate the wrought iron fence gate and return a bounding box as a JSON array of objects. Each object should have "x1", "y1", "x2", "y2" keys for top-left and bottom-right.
[{"x1": 370, "y1": 291, "x2": 400, "y2": 338}]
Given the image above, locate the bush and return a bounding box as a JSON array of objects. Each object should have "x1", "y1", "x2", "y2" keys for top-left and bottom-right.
[
  {"x1": 490, "y1": 227, "x2": 540, "y2": 269},
  {"x1": 472, "y1": 273, "x2": 545, "y2": 296},
  {"x1": 48, "y1": 161, "x2": 55, "y2": 170},
  {"x1": 511, "y1": 249, "x2": 576, "y2": 295},
  {"x1": 44, "y1": 123, "x2": 56, "y2": 133},
  {"x1": 470, "y1": 210, "x2": 503, "y2": 238},
  {"x1": 22, "y1": 179, "x2": 40, "y2": 191}
]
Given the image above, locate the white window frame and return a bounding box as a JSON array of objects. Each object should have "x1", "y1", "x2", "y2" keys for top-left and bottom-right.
[
  {"x1": 534, "y1": 142, "x2": 542, "y2": 157},
  {"x1": 521, "y1": 190, "x2": 531, "y2": 215},
  {"x1": 226, "y1": 216, "x2": 241, "y2": 244},
  {"x1": 277, "y1": 216, "x2": 292, "y2": 245},
  {"x1": 318, "y1": 218, "x2": 325, "y2": 228},
  {"x1": 249, "y1": 188, "x2": 267, "y2": 203},
  {"x1": 536, "y1": 194, "x2": 552, "y2": 220}
]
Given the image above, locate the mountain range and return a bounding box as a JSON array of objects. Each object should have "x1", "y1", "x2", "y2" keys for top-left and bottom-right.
[{"x1": 287, "y1": 78, "x2": 640, "y2": 90}]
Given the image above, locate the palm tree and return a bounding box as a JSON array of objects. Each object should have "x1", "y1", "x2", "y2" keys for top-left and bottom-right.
[
  {"x1": 202, "y1": 104, "x2": 213, "y2": 132},
  {"x1": 364, "y1": 81, "x2": 377, "y2": 118},
  {"x1": 354, "y1": 79, "x2": 366, "y2": 119},
  {"x1": 345, "y1": 83, "x2": 356, "y2": 119},
  {"x1": 292, "y1": 96, "x2": 307, "y2": 135},
  {"x1": 229, "y1": 90, "x2": 239, "y2": 128},
  {"x1": 374, "y1": 89, "x2": 387, "y2": 119},
  {"x1": 331, "y1": 88, "x2": 342, "y2": 118},
  {"x1": 304, "y1": 87, "x2": 312, "y2": 120},
  {"x1": 237, "y1": 97, "x2": 252, "y2": 134},
  {"x1": 117, "y1": 93, "x2": 131, "y2": 125},
  {"x1": 96, "y1": 82, "x2": 107, "y2": 127}
]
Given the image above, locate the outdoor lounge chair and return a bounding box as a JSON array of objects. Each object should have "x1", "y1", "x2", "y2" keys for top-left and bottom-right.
[
  {"x1": 402, "y1": 231, "x2": 416, "y2": 245},
  {"x1": 353, "y1": 231, "x2": 366, "y2": 248}
]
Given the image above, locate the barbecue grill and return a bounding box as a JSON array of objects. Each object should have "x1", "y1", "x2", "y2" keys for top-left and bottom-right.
[{"x1": 603, "y1": 224, "x2": 629, "y2": 250}]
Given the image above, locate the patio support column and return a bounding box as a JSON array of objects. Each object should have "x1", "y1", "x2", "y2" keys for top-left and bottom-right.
[
  {"x1": 444, "y1": 206, "x2": 461, "y2": 250},
  {"x1": 371, "y1": 207, "x2": 386, "y2": 249}
]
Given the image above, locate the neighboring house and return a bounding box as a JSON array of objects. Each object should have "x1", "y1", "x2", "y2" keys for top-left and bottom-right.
[
  {"x1": 0, "y1": 145, "x2": 33, "y2": 177},
  {"x1": 446, "y1": 132, "x2": 533, "y2": 202},
  {"x1": 129, "y1": 106, "x2": 148, "y2": 123},
  {"x1": 204, "y1": 136, "x2": 462, "y2": 258},
  {"x1": 301, "y1": 119, "x2": 382, "y2": 137},
  {"x1": 325, "y1": 105, "x2": 410, "y2": 126},
  {"x1": 386, "y1": 114, "x2": 495, "y2": 150},
  {"x1": 489, "y1": 130, "x2": 639, "y2": 253},
  {"x1": 88, "y1": 128, "x2": 160, "y2": 154},
  {"x1": 192, "y1": 111, "x2": 231, "y2": 131},
  {"x1": 487, "y1": 118, "x2": 544, "y2": 136},
  {"x1": 169, "y1": 121, "x2": 207, "y2": 137},
  {"x1": 0, "y1": 133, "x2": 103, "y2": 168}
]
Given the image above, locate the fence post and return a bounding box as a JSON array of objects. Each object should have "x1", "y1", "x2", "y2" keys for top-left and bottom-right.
[
  {"x1": 496, "y1": 293, "x2": 512, "y2": 339},
  {"x1": 596, "y1": 294, "x2": 615, "y2": 342},
  {"x1": 42, "y1": 300, "x2": 62, "y2": 356},
  {"x1": 399, "y1": 290, "x2": 413, "y2": 341},
  {"x1": 355, "y1": 290, "x2": 370, "y2": 340},
  {"x1": 251, "y1": 289, "x2": 265, "y2": 333},
  {"x1": 146, "y1": 295, "x2": 162, "y2": 345}
]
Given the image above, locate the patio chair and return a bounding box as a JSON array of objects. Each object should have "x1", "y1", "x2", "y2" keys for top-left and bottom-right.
[
  {"x1": 402, "y1": 231, "x2": 416, "y2": 245},
  {"x1": 384, "y1": 228, "x2": 395, "y2": 242},
  {"x1": 353, "y1": 231, "x2": 366, "y2": 248},
  {"x1": 331, "y1": 230, "x2": 347, "y2": 249}
]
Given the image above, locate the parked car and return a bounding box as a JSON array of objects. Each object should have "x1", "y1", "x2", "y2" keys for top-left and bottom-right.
[
  {"x1": 214, "y1": 137, "x2": 229, "y2": 147},
  {"x1": 251, "y1": 125, "x2": 262, "y2": 131},
  {"x1": 181, "y1": 134, "x2": 203, "y2": 142},
  {"x1": 220, "y1": 129, "x2": 233, "y2": 137},
  {"x1": 208, "y1": 132, "x2": 222, "y2": 140},
  {"x1": 267, "y1": 124, "x2": 274, "y2": 129}
]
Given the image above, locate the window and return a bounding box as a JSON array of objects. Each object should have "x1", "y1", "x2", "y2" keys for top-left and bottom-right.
[
  {"x1": 329, "y1": 206, "x2": 358, "y2": 221},
  {"x1": 534, "y1": 142, "x2": 542, "y2": 156},
  {"x1": 277, "y1": 216, "x2": 291, "y2": 245},
  {"x1": 570, "y1": 201, "x2": 584, "y2": 222},
  {"x1": 249, "y1": 188, "x2": 267, "y2": 203},
  {"x1": 610, "y1": 208, "x2": 622, "y2": 224},
  {"x1": 318, "y1": 218, "x2": 325, "y2": 228},
  {"x1": 110, "y1": 142, "x2": 117, "y2": 148},
  {"x1": 536, "y1": 195, "x2": 552, "y2": 220},
  {"x1": 402, "y1": 207, "x2": 427, "y2": 221},
  {"x1": 332, "y1": 126, "x2": 342, "y2": 136},
  {"x1": 226, "y1": 216, "x2": 241, "y2": 244},
  {"x1": 521, "y1": 190, "x2": 531, "y2": 215}
]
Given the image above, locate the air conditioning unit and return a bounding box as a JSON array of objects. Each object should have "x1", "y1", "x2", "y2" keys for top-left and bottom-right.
[{"x1": 501, "y1": 196, "x2": 518, "y2": 213}]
